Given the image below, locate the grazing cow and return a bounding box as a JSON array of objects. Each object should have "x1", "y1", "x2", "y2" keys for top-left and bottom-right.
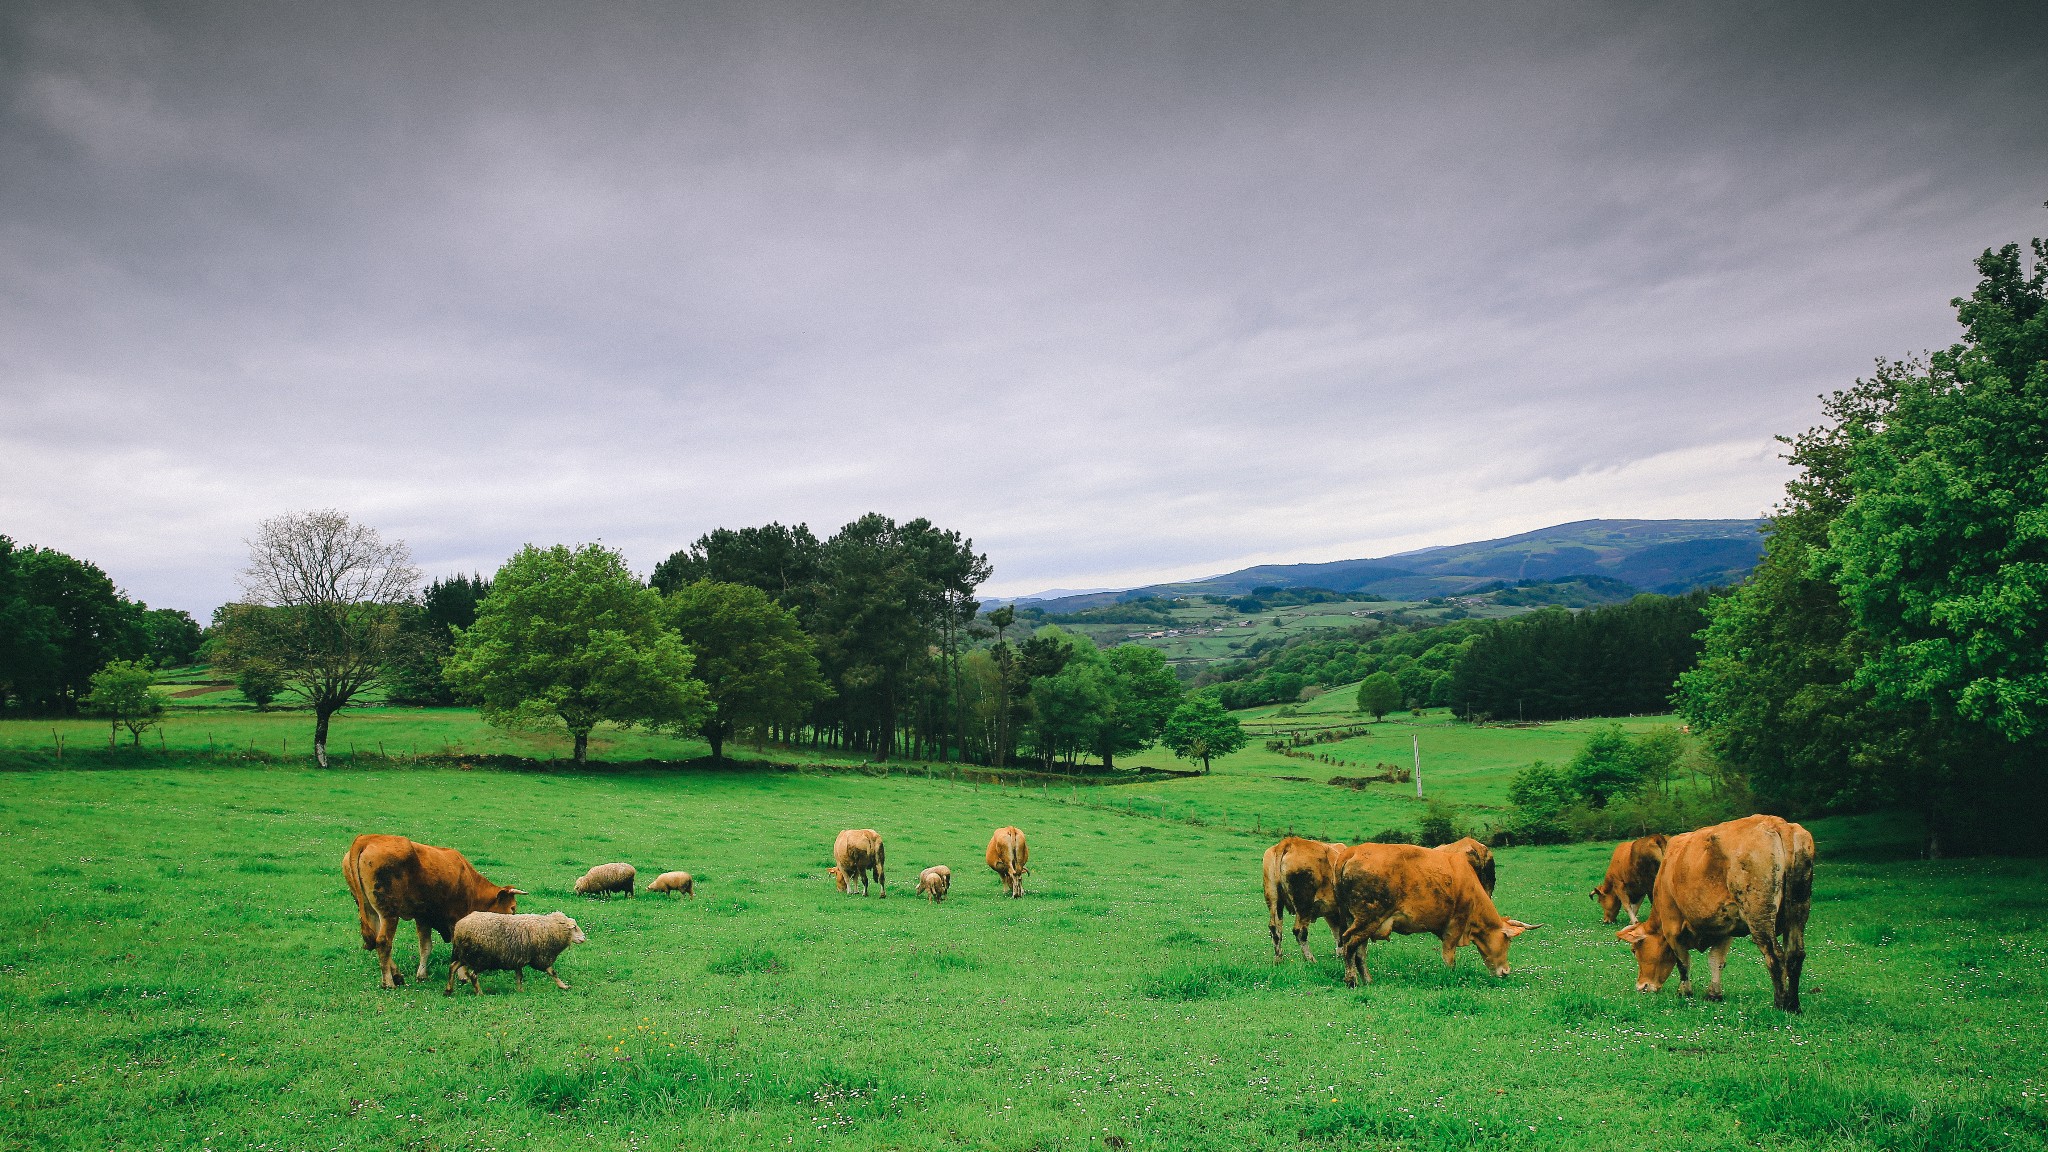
[
  {"x1": 1435, "y1": 836, "x2": 1496, "y2": 895},
  {"x1": 342, "y1": 834, "x2": 523, "y2": 989},
  {"x1": 1616, "y1": 814, "x2": 1814, "y2": 1012},
  {"x1": 1591, "y1": 834, "x2": 1668, "y2": 924},
  {"x1": 1332, "y1": 842, "x2": 1540, "y2": 986},
  {"x1": 829, "y1": 829, "x2": 886, "y2": 897},
  {"x1": 986, "y1": 826, "x2": 1029, "y2": 898},
  {"x1": 1261, "y1": 836, "x2": 1347, "y2": 962},
  {"x1": 916, "y1": 865, "x2": 952, "y2": 903}
]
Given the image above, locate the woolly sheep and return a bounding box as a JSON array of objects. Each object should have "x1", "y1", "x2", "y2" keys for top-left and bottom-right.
[
  {"x1": 915, "y1": 865, "x2": 951, "y2": 903},
  {"x1": 646, "y1": 870, "x2": 694, "y2": 897},
  {"x1": 574, "y1": 862, "x2": 636, "y2": 899},
  {"x1": 444, "y1": 911, "x2": 586, "y2": 995}
]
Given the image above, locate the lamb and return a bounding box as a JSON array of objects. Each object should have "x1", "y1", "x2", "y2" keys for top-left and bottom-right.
[
  {"x1": 915, "y1": 865, "x2": 951, "y2": 903},
  {"x1": 574, "y1": 862, "x2": 636, "y2": 899},
  {"x1": 444, "y1": 911, "x2": 586, "y2": 995},
  {"x1": 646, "y1": 870, "x2": 695, "y2": 897}
]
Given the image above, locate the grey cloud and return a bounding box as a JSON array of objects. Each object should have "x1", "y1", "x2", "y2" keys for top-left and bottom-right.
[{"x1": 2, "y1": 1, "x2": 2044, "y2": 613}]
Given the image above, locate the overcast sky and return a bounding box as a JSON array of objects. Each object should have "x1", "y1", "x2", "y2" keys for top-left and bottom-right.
[{"x1": 4, "y1": 1, "x2": 2045, "y2": 616}]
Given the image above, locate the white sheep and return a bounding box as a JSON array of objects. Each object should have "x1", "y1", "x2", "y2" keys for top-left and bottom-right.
[
  {"x1": 444, "y1": 911, "x2": 586, "y2": 995},
  {"x1": 573, "y1": 862, "x2": 636, "y2": 899}
]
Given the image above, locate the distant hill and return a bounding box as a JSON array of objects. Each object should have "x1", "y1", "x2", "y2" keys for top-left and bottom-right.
[{"x1": 999, "y1": 519, "x2": 1763, "y2": 612}]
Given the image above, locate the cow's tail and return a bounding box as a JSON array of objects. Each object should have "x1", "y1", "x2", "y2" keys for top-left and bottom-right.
[
  {"x1": 1780, "y1": 823, "x2": 1816, "y2": 937},
  {"x1": 343, "y1": 837, "x2": 376, "y2": 949},
  {"x1": 1283, "y1": 868, "x2": 1319, "y2": 923}
]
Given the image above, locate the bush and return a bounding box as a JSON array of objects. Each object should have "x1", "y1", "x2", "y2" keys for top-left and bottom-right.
[
  {"x1": 1368, "y1": 827, "x2": 1414, "y2": 845},
  {"x1": 1564, "y1": 726, "x2": 1646, "y2": 807},
  {"x1": 1417, "y1": 797, "x2": 1465, "y2": 846}
]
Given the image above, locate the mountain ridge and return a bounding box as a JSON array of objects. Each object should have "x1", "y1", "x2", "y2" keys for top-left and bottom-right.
[{"x1": 994, "y1": 518, "x2": 1763, "y2": 612}]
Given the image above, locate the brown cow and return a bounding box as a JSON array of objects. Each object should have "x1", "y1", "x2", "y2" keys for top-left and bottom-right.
[
  {"x1": 986, "y1": 826, "x2": 1029, "y2": 898},
  {"x1": 1333, "y1": 842, "x2": 1540, "y2": 986},
  {"x1": 343, "y1": 834, "x2": 523, "y2": 988},
  {"x1": 1435, "y1": 836, "x2": 1496, "y2": 895},
  {"x1": 1591, "y1": 834, "x2": 1668, "y2": 924},
  {"x1": 1261, "y1": 836, "x2": 1347, "y2": 963},
  {"x1": 1616, "y1": 814, "x2": 1814, "y2": 1012},
  {"x1": 829, "y1": 829, "x2": 886, "y2": 897}
]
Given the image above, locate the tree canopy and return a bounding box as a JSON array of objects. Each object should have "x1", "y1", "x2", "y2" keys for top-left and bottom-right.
[
  {"x1": 445, "y1": 543, "x2": 707, "y2": 762},
  {"x1": 1680, "y1": 233, "x2": 2048, "y2": 853},
  {"x1": 666, "y1": 579, "x2": 828, "y2": 761},
  {"x1": 1161, "y1": 695, "x2": 1248, "y2": 773}
]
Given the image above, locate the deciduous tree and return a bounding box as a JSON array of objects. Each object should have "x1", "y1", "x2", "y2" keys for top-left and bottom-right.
[
  {"x1": 85, "y1": 659, "x2": 166, "y2": 747},
  {"x1": 665, "y1": 579, "x2": 827, "y2": 761},
  {"x1": 445, "y1": 544, "x2": 706, "y2": 763},
  {"x1": 1162, "y1": 695, "x2": 1247, "y2": 774},
  {"x1": 212, "y1": 510, "x2": 419, "y2": 766}
]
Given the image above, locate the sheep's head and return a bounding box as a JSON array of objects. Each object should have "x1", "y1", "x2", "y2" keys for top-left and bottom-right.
[{"x1": 549, "y1": 912, "x2": 588, "y2": 945}]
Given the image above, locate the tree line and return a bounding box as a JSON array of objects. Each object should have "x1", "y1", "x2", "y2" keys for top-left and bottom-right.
[{"x1": 72, "y1": 510, "x2": 1244, "y2": 774}]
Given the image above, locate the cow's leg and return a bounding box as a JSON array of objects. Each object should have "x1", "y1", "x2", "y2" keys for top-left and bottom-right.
[
  {"x1": 1704, "y1": 939, "x2": 1731, "y2": 1001},
  {"x1": 1624, "y1": 899, "x2": 1641, "y2": 926},
  {"x1": 1673, "y1": 949, "x2": 1693, "y2": 997},
  {"x1": 1295, "y1": 916, "x2": 1315, "y2": 963},
  {"x1": 373, "y1": 912, "x2": 402, "y2": 988},
  {"x1": 1268, "y1": 903, "x2": 1286, "y2": 963},
  {"x1": 415, "y1": 921, "x2": 434, "y2": 981},
  {"x1": 1752, "y1": 923, "x2": 1791, "y2": 1011},
  {"x1": 1781, "y1": 920, "x2": 1806, "y2": 1014},
  {"x1": 547, "y1": 965, "x2": 571, "y2": 991}
]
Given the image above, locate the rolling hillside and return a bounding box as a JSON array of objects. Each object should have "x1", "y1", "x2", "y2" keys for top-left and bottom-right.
[{"x1": 1004, "y1": 518, "x2": 1762, "y2": 612}]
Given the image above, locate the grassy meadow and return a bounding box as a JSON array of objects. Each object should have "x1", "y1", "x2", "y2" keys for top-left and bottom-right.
[{"x1": 3, "y1": 749, "x2": 2044, "y2": 1150}]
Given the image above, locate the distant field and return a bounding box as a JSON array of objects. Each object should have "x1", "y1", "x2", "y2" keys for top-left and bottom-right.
[
  {"x1": 0, "y1": 684, "x2": 1686, "y2": 846},
  {"x1": 1, "y1": 765, "x2": 2040, "y2": 1150},
  {"x1": 1046, "y1": 598, "x2": 1531, "y2": 668}
]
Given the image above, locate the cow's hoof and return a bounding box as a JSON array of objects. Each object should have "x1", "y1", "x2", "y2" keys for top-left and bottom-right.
[{"x1": 1705, "y1": 988, "x2": 1724, "y2": 1002}]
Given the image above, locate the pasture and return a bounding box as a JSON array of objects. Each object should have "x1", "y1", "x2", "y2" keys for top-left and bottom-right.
[{"x1": 2, "y1": 764, "x2": 2043, "y2": 1150}]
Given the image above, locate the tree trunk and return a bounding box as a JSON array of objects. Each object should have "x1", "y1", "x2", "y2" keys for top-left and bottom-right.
[
  {"x1": 314, "y1": 706, "x2": 333, "y2": 767},
  {"x1": 572, "y1": 729, "x2": 590, "y2": 763},
  {"x1": 707, "y1": 724, "x2": 725, "y2": 762}
]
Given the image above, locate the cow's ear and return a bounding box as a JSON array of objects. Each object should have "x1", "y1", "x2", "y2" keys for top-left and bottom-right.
[
  {"x1": 1616, "y1": 923, "x2": 1647, "y2": 944},
  {"x1": 1502, "y1": 919, "x2": 1541, "y2": 937}
]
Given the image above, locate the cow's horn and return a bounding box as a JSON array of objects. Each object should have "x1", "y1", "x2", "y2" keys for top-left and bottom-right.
[
  {"x1": 506, "y1": 888, "x2": 529, "y2": 895},
  {"x1": 1506, "y1": 919, "x2": 1543, "y2": 929}
]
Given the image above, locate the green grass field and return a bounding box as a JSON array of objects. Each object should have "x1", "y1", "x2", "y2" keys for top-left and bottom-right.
[
  {"x1": 3, "y1": 757, "x2": 2043, "y2": 1149},
  {"x1": 1048, "y1": 597, "x2": 1531, "y2": 670}
]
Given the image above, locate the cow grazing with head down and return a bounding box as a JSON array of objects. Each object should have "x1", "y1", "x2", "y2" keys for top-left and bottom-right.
[
  {"x1": 986, "y1": 826, "x2": 1029, "y2": 898},
  {"x1": 1262, "y1": 836, "x2": 1347, "y2": 962},
  {"x1": 1333, "y1": 842, "x2": 1540, "y2": 986},
  {"x1": 1616, "y1": 814, "x2": 1814, "y2": 1012},
  {"x1": 1592, "y1": 834, "x2": 1668, "y2": 924},
  {"x1": 1435, "y1": 836, "x2": 1496, "y2": 895},
  {"x1": 343, "y1": 834, "x2": 523, "y2": 988},
  {"x1": 829, "y1": 829, "x2": 885, "y2": 897}
]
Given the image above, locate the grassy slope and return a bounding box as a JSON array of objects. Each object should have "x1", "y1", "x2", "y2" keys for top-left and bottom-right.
[{"x1": 2, "y1": 765, "x2": 2042, "y2": 1151}]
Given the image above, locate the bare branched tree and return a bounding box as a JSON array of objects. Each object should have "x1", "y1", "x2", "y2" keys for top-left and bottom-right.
[
  {"x1": 217, "y1": 510, "x2": 421, "y2": 767},
  {"x1": 240, "y1": 510, "x2": 421, "y2": 608}
]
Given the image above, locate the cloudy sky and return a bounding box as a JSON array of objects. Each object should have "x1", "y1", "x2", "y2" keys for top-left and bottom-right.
[{"x1": 3, "y1": 1, "x2": 2044, "y2": 616}]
